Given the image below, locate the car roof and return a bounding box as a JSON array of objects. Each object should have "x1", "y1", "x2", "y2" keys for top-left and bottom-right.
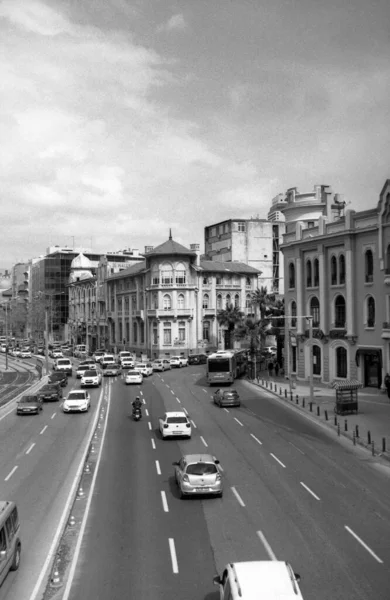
[
  {"x1": 181, "y1": 454, "x2": 217, "y2": 464},
  {"x1": 228, "y1": 561, "x2": 302, "y2": 599},
  {"x1": 165, "y1": 411, "x2": 187, "y2": 417}
]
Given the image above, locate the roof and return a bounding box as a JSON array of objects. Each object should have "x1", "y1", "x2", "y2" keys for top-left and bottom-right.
[
  {"x1": 146, "y1": 238, "x2": 196, "y2": 257},
  {"x1": 230, "y1": 561, "x2": 302, "y2": 599},
  {"x1": 182, "y1": 454, "x2": 217, "y2": 463},
  {"x1": 199, "y1": 260, "x2": 260, "y2": 274},
  {"x1": 165, "y1": 411, "x2": 188, "y2": 417},
  {"x1": 331, "y1": 379, "x2": 363, "y2": 390},
  {"x1": 71, "y1": 253, "x2": 93, "y2": 269},
  {"x1": 107, "y1": 261, "x2": 146, "y2": 280}
]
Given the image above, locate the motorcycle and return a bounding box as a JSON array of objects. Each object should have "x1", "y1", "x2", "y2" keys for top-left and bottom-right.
[{"x1": 132, "y1": 407, "x2": 142, "y2": 421}]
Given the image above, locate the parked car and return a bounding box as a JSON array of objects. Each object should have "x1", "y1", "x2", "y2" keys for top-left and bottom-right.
[
  {"x1": 170, "y1": 356, "x2": 189, "y2": 368},
  {"x1": 159, "y1": 411, "x2": 191, "y2": 439},
  {"x1": 53, "y1": 358, "x2": 73, "y2": 375},
  {"x1": 125, "y1": 370, "x2": 143, "y2": 385},
  {"x1": 187, "y1": 353, "x2": 208, "y2": 365},
  {"x1": 101, "y1": 363, "x2": 121, "y2": 377},
  {"x1": 81, "y1": 369, "x2": 102, "y2": 388},
  {"x1": 62, "y1": 390, "x2": 91, "y2": 413},
  {"x1": 16, "y1": 395, "x2": 43, "y2": 415},
  {"x1": 48, "y1": 371, "x2": 68, "y2": 387},
  {"x1": 134, "y1": 362, "x2": 153, "y2": 377},
  {"x1": 19, "y1": 349, "x2": 32, "y2": 359},
  {"x1": 213, "y1": 388, "x2": 241, "y2": 408},
  {"x1": 152, "y1": 359, "x2": 171, "y2": 372},
  {"x1": 173, "y1": 454, "x2": 222, "y2": 498},
  {"x1": 38, "y1": 383, "x2": 63, "y2": 402}
]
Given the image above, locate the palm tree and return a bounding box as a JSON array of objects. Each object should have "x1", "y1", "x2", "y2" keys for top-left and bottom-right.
[
  {"x1": 217, "y1": 303, "x2": 244, "y2": 349},
  {"x1": 251, "y1": 286, "x2": 276, "y2": 320},
  {"x1": 235, "y1": 316, "x2": 271, "y2": 374}
]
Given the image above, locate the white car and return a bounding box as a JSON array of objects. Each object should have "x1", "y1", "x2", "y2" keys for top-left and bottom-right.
[
  {"x1": 135, "y1": 362, "x2": 153, "y2": 377},
  {"x1": 0, "y1": 344, "x2": 6, "y2": 353},
  {"x1": 81, "y1": 369, "x2": 102, "y2": 387},
  {"x1": 101, "y1": 355, "x2": 116, "y2": 368},
  {"x1": 76, "y1": 362, "x2": 96, "y2": 378},
  {"x1": 52, "y1": 350, "x2": 63, "y2": 359},
  {"x1": 159, "y1": 411, "x2": 192, "y2": 439},
  {"x1": 152, "y1": 359, "x2": 171, "y2": 372},
  {"x1": 121, "y1": 358, "x2": 135, "y2": 369},
  {"x1": 54, "y1": 358, "x2": 73, "y2": 375},
  {"x1": 62, "y1": 390, "x2": 91, "y2": 413},
  {"x1": 170, "y1": 355, "x2": 188, "y2": 368},
  {"x1": 125, "y1": 370, "x2": 143, "y2": 385},
  {"x1": 19, "y1": 350, "x2": 32, "y2": 359},
  {"x1": 119, "y1": 351, "x2": 133, "y2": 363},
  {"x1": 93, "y1": 351, "x2": 105, "y2": 362}
]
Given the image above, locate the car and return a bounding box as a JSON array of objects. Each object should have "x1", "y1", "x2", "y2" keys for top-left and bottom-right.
[
  {"x1": 48, "y1": 371, "x2": 68, "y2": 387},
  {"x1": 152, "y1": 359, "x2": 171, "y2": 372},
  {"x1": 19, "y1": 349, "x2": 32, "y2": 359},
  {"x1": 16, "y1": 395, "x2": 43, "y2": 415},
  {"x1": 101, "y1": 363, "x2": 121, "y2": 377},
  {"x1": 159, "y1": 411, "x2": 191, "y2": 439},
  {"x1": 0, "y1": 344, "x2": 6, "y2": 353},
  {"x1": 135, "y1": 362, "x2": 153, "y2": 377},
  {"x1": 0, "y1": 501, "x2": 21, "y2": 586},
  {"x1": 213, "y1": 561, "x2": 303, "y2": 600},
  {"x1": 93, "y1": 350, "x2": 105, "y2": 362},
  {"x1": 9, "y1": 348, "x2": 21, "y2": 357},
  {"x1": 213, "y1": 388, "x2": 241, "y2": 408},
  {"x1": 170, "y1": 355, "x2": 189, "y2": 368},
  {"x1": 173, "y1": 454, "x2": 222, "y2": 498},
  {"x1": 125, "y1": 370, "x2": 143, "y2": 385},
  {"x1": 62, "y1": 390, "x2": 91, "y2": 413},
  {"x1": 81, "y1": 369, "x2": 102, "y2": 387},
  {"x1": 53, "y1": 358, "x2": 73, "y2": 375},
  {"x1": 76, "y1": 362, "x2": 96, "y2": 378},
  {"x1": 187, "y1": 353, "x2": 208, "y2": 365},
  {"x1": 121, "y1": 358, "x2": 135, "y2": 369},
  {"x1": 100, "y1": 355, "x2": 116, "y2": 367},
  {"x1": 38, "y1": 383, "x2": 63, "y2": 402},
  {"x1": 118, "y1": 351, "x2": 133, "y2": 363},
  {"x1": 51, "y1": 350, "x2": 63, "y2": 359}
]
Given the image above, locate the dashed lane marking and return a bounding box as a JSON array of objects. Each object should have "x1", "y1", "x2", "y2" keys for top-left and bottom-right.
[
  {"x1": 190, "y1": 419, "x2": 197, "y2": 429},
  {"x1": 169, "y1": 538, "x2": 179, "y2": 574},
  {"x1": 200, "y1": 436, "x2": 208, "y2": 447},
  {"x1": 345, "y1": 526, "x2": 383, "y2": 564},
  {"x1": 151, "y1": 438, "x2": 156, "y2": 450},
  {"x1": 234, "y1": 417, "x2": 243, "y2": 426},
  {"x1": 155, "y1": 460, "x2": 161, "y2": 475},
  {"x1": 300, "y1": 482, "x2": 320, "y2": 501},
  {"x1": 40, "y1": 425, "x2": 48, "y2": 435},
  {"x1": 4, "y1": 466, "x2": 18, "y2": 481},
  {"x1": 270, "y1": 453, "x2": 286, "y2": 468},
  {"x1": 250, "y1": 433, "x2": 262, "y2": 445},
  {"x1": 231, "y1": 486, "x2": 245, "y2": 507},
  {"x1": 26, "y1": 443, "x2": 35, "y2": 455},
  {"x1": 145, "y1": 409, "x2": 149, "y2": 417},
  {"x1": 161, "y1": 491, "x2": 169, "y2": 512},
  {"x1": 51, "y1": 412, "x2": 56, "y2": 419},
  {"x1": 257, "y1": 531, "x2": 277, "y2": 561},
  {"x1": 148, "y1": 422, "x2": 152, "y2": 430}
]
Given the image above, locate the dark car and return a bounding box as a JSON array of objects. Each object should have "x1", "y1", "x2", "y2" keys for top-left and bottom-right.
[
  {"x1": 16, "y1": 395, "x2": 43, "y2": 415},
  {"x1": 38, "y1": 383, "x2": 63, "y2": 402},
  {"x1": 188, "y1": 353, "x2": 208, "y2": 365},
  {"x1": 213, "y1": 388, "x2": 241, "y2": 408},
  {"x1": 101, "y1": 363, "x2": 121, "y2": 377},
  {"x1": 48, "y1": 371, "x2": 68, "y2": 387}
]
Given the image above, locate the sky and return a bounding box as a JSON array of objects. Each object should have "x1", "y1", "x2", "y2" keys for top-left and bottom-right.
[{"x1": 1, "y1": 0, "x2": 389, "y2": 269}]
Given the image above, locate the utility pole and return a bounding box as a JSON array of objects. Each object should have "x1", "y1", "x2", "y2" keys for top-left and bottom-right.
[
  {"x1": 307, "y1": 316, "x2": 314, "y2": 405},
  {"x1": 45, "y1": 306, "x2": 49, "y2": 376}
]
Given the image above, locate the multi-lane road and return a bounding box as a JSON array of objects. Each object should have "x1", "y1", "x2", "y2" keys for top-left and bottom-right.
[{"x1": 1, "y1": 365, "x2": 390, "y2": 599}]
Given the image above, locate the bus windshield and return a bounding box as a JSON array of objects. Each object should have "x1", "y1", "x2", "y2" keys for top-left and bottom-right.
[{"x1": 208, "y1": 358, "x2": 230, "y2": 372}]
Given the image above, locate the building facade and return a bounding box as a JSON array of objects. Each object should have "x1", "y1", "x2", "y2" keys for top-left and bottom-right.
[{"x1": 281, "y1": 179, "x2": 390, "y2": 389}]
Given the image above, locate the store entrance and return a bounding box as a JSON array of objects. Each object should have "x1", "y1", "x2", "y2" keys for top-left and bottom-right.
[{"x1": 364, "y1": 353, "x2": 380, "y2": 388}]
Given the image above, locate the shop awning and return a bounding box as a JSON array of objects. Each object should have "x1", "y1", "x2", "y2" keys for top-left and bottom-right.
[
  {"x1": 331, "y1": 379, "x2": 363, "y2": 390},
  {"x1": 355, "y1": 348, "x2": 382, "y2": 367}
]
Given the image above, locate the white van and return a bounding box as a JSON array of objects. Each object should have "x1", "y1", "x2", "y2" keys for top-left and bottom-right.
[{"x1": 101, "y1": 355, "x2": 116, "y2": 367}]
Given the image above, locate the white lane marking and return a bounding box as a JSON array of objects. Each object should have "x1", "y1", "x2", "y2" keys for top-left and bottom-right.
[
  {"x1": 161, "y1": 491, "x2": 169, "y2": 512},
  {"x1": 161, "y1": 378, "x2": 164, "y2": 382},
  {"x1": 176, "y1": 397, "x2": 181, "y2": 403},
  {"x1": 62, "y1": 388, "x2": 112, "y2": 599},
  {"x1": 155, "y1": 460, "x2": 161, "y2": 475},
  {"x1": 169, "y1": 538, "x2": 179, "y2": 574},
  {"x1": 234, "y1": 417, "x2": 243, "y2": 426},
  {"x1": 142, "y1": 398, "x2": 146, "y2": 404},
  {"x1": 4, "y1": 466, "x2": 18, "y2": 481},
  {"x1": 223, "y1": 408, "x2": 229, "y2": 413},
  {"x1": 270, "y1": 453, "x2": 286, "y2": 468},
  {"x1": 250, "y1": 433, "x2": 262, "y2": 445},
  {"x1": 151, "y1": 438, "x2": 156, "y2": 450},
  {"x1": 345, "y1": 526, "x2": 383, "y2": 564},
  {"x1": 182, "y1": 407, "x2": 188, "y2": 415},
  {"x1": 171, "y1": 389, "x2": 175, "y2": 395},
  {"x1": 40, "y1": 425, "x2": 48, "y2": 435},
  {"x1": 190, "y1": 419, "x2": 197, "y2": 429},
  {"x1": 257, "y1": 531, "x2": 277, "y2": 561},
  {"x1": 148, "y1": 421, "x2": 152, "y2": 430},
  {"x1": 202, "y1": 388, "x2": 208, "y2": 393},
  {"x1": 145, "y1": 408, "x2": 149, "y2": 417},
  {"x1": 300, "y1": 482, "x2": 320, "y2": 501},
  {"x1": 231, "y1": 486, "x2": 245, "y2": 507},
  {"x1": 140, "y1": 391, "x2": 143, "y2": 396},
  {"x1": 166, "y1": 384, "x2": 170, "y2": 388},
  {"x1": 200, "y1": 436, "x2": 208, "y2": 447},
  {"x1": 289, "y1": 441, "x2": 305, "y2": 455},
  {"x1": 51, "y1": 412, "x2": 56, "y2": 419},
  {"x1": 26, "y1": 443, "x2": 36, "y2": 455}
]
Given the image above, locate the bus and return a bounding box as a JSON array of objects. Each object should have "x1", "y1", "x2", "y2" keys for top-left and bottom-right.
[{"x1": 206, "y1": 350, "x2": 248, "y2": 385}]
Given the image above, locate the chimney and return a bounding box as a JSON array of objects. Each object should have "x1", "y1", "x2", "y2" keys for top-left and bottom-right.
[
  {"x1": 144, "y1": 246, "x2": 154, "y2": 254},
  {"x1": 190, "y1": 243, "x2": 200, "y2": 266}
]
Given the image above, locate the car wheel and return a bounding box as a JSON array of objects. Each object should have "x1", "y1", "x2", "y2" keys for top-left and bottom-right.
[{"x1": 10, "y1": 543, "x2": 21, "y2": 571}]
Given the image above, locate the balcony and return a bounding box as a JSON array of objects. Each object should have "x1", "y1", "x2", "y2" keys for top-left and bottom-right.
[
  {"x1": 202, "y1": 307, "x2": 216, "y2": 316},
  {"x1": 146, "y1": 308, "x2": 193, "y2": 319}
]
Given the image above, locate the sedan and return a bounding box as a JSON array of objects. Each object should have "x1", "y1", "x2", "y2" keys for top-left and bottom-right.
[
  {"x1": 101, "y1": 363, "x2": 121, "y2": 377},
  {"x1": 38, "y1": 384, "x2": 63, "y2": 402},
  {"x1": 135, "y1": 362, "x2": 153, "y2": 377},
  {"x1": 121, "y1": 358, "x2": 135, "y2": 369},
  {"x1": 19, "y1": 349, "x2": 32, "y2": 359},
  {"x1": 173, "y1": 454, "x2": 223, "y2": 498},
  {"x1": 76, "y1": 363, "x2": 95, "y2": 378},
  {"x1": 51, "y1": 350, "x2": 63, "y2": 359},
  {"x1": 152, "y1": 359, "x2": 171, "y2": 372},
  {"x1": 17, "y1": 395, "x2": 43, "y2": 415},
  {"x1": 81, "y1": 369, "x2": 102, "y2": 387},
  {"x1": 213, "y1": 388, "x2": 241, "y2": 408},
  {"x1": 125, "y1": 370, "x2": 143, "y2": 385},
  {"x1": 48, "y1": 371, "x2": 68, "y2": 387},
  {"x1": 62, "y1": 390, "x2": 91, "y2": 413},
  {"x1": 159, "y1": 411, "x2": 191, "y2": 439}
]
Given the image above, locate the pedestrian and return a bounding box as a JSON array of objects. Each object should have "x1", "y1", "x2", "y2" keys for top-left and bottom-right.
[
  {"x1": 274, "y1": 362, "x2": 280, "y2": 377},
  {"x1": 268, "y1": 360, "x2": 274, "y2": 377},
  {"x1": 384, "y1": 373, "x2": 390, "y2": 398}
]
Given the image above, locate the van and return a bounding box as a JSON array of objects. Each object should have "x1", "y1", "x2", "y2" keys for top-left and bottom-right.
[
  {"x1": 0, "y1": 501, "x2": 21, "y2": 586},
  {"x1": 74, "y1": 344, "x2": 87, "y2": 358},
  {"x1": 213, "y1": 561, "x2": 303, "y2": 600},
  {"x1": 101, "y1": 355, "x2": 116, "y2": 367}
]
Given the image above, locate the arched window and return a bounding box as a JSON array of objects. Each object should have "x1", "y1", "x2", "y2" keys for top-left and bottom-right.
[
  {"x1": 152, "y1": 265, "x2": 159, "y2": 285},
  {"x1": 177, "y1": 293, "x2": 185, "y2": 309},
  {"x1": 225, "y1": 294, "x2": 231, "y2": 307},
  {"x1": 339, "y1": 254, "x2": 345, "y2": 285},
  {"x1": 367, "y1": 296, "x2": 375, "y2": 327},
  {"x1": 310, "y1": 297, "x2": 320, "y2": 327},
  {"x1": 365, "y1": 250, "x2": 373, "y2": 283},
  {"x1": 153, "y1": 293, "x2": 158, "y2": 309},
  {"x1": 216, "y1": 294, "x2": 223, "y2": 310},
  {"x1": 386, "y1": 245, "x2": 390, "y2": 273},
  {"x1": 313, "y1": 345, "x2": 321, "y2": 375},
  {"x1": 234, "y1": 294, "x2": 240, "y2": 308},
  {"x1": 203, "y1": 293, "x2": 209, "y2": 309},
  {"x1": 288, "y1": 263, "x2": 295, "y2": 289},
  {"x1": 203, "y1": 320, "x2": 210, "y2": 341},
  {"x1": 291, "y1": 301, "x2": 297, "y2": 328},
  {"x1": 331, "y1": 256, "x2": 337, "y2": 285},
  {"x1": 161, "y1": 263, "x2": 173, "y2": 285},
  {"x1": 336, "y1": 347, "x2": 347, "y2": 378},
  {"x1": 334, "y1": 295, "x2": 346, "y2": 328},
  {"x1": 175, "y1": 262, "x2": 186, "y2": 285},
  {"x1": 306, "y1": 260, "x2": 312, "y2": 288},
  {"x1": 245, "y1": 294, "x2": 252, "y2": 308},
  {"x1": 163, "y1": 294, "x2": 171, "y2": 310},
  {"x1": 163, "y1": 321, "x2": 171, "y2": 345},
  {"x1": 133, "y1": 321, "x2": 138, "y2": 343}
]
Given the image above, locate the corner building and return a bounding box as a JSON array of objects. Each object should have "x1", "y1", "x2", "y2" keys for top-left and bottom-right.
[
  {"x1": 281, "y1": 179, "x2": 390, "y2": 390},
  {"x1": 106, "y1": 236, "x2": 260, "y2": 358}
]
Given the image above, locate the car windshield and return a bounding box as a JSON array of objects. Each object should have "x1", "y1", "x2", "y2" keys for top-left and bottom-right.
[
  {"x1": 186, "y1": 463, "x2": 217, "y2": 475},
  {"x1": 57, "y1": 360, "x2": 69, "y2": 365},
  {"x1": 167, "y1": 416, "x2": 187, "y2": 424},
  {"x1": 84, "y1": 370, "x2": 97, "y2": 376},
  {"x1": 68, "y1": 393, "x2": 86, "y2": 400},
  {"x1": 78, "y1": 365, "x2": 89, "y2": 370},
  {"x1": 42, "y1": 385, "x2": 57, "y2": 391},
  {"x1": 20, "y1": 396, "x2": 37, "y2": 403}
]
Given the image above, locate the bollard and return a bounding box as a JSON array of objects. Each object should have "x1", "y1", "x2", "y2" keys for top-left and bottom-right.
[
  {"x1": 371, "y1": 441, "x2": 375, "y2": 456},
  {"x1": 274, "y1": 383, "x2": 277, "y2": 392},
  {"x1": 317, "y1": 406, "x2": 320, "y2": 417},
  {"x1": 296, "y1": 395, "x2": 299, "y2": 404},
  {"x1": 279, "y1": 387, "x2": 282, "y2": 395},
  {"x1": 334, "y1": 415, "x2": 337, "y2": 426},
  {"x1": 77, "y1": 487, "x2": 84, "y2": 498},
  {"x1": 344, "y1": 419, "x2": 348, "y2": 432},
  {"x1": 266, "y1": 381, "x2": 268, "y2": 388},
  {"x1": 355, "y1": 425, "x2": 359, "y2": 438},
  {"x1": 68, "y1": 515, "x2": 76, "y2": 528},
  {"x1": 50, "y1": 560, "x2": 62, "y2": 588},
  {"x1": 337, "y1": 423, "x2": 340, "y2": 436},
  {"x1": 285, "y1": 389, "x2": 287, "y2": 398},
  {"x1": 367, "y1": 431, "x2": 371, "y2": 445},
  {"x1": 353, "y1": 431, "x2": 356, "y2": 445},
  {"x1": 309, "y1": 402, "x2": 313, "y2": 412},
  {"x1": 382, "y1": 438, "x2": 386, "y2": 453},
  {"x1": 302, "y1": 398, "x2": 305, "y2": 408},
  {"x1": 290, "y1": 391, "x2": 293, "y2": 402},
  {"x1": 325, "y1": 409, "x2": 328, "y2": 421}
]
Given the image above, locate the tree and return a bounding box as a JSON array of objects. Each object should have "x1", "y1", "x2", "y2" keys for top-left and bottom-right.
[
  {"x1": 251, "y1": 286, "x2": 276, "y2": 320},
  {"x1": 217, "y1": 303, "x2": 244, "y2": 349},
  {"x1": 10, "y1": 300, "x2": 28, "y2": 338}
]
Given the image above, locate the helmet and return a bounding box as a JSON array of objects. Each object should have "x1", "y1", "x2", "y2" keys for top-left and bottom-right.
[{"x1": 136, "y1": 396, "x2": 140, "y2": 401}]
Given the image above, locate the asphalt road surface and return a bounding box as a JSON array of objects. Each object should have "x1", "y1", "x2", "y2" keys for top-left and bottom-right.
[{"x1": 61, "y1": 367, "x2": 390, "y2": 600}]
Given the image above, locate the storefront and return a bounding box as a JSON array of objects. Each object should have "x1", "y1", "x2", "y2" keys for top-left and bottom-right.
[{"x1": 355, "y1": 348, "x2": 383, "y2": 389}]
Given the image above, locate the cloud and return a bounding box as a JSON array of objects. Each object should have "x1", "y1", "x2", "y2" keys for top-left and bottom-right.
[
  {"x1": 0, "y1": 0, "x2": 72, "y2": 36},
  {"x1": 157, "y1": 13, "x2": 187, "y2": 33}
]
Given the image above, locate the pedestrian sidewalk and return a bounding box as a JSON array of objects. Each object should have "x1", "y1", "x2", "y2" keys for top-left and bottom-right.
[{"x1": 247, "y1": 371, "x2": 390, "y2": 462}]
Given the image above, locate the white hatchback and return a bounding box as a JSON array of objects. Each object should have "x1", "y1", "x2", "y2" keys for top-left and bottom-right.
[
  {"x1": 125, "y1": 370, "x2": 143, "y2": 385},
  {"x1": 159, "y1": 411, "x2": 191, "y2": 439},
  {"x1": 135, "y1": 362, "x2": 153, "y2": 377},
  {"x1": 81, "y1": 369, "x2": 102, "y2": 388},
  {"x1": 170, "y1": 356, "x2": 189, "y2": 368},
  {"x1": 62, "y1": 390, "x2": 91, "y2": 413}
]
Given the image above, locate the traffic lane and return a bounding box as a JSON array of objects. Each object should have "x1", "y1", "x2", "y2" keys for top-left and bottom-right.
[
  {"x1": 0, "y1": 386, "x2": 104, "y2": 600},
  {"x1": 67, "y1": 377, "x2": 216, "y2": 600}
]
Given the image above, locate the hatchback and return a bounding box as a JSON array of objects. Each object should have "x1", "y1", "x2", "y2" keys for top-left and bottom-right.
[
  {"x1": 0, "y1": 501, "x2": 21, "y2": 586},
  {"x1": 173, "y1": 454, "x2": 222, "y2": 498},
  {"x1": 125, "y1": 370, "x2": 143, "y2": 385},
  {"x1": 16, "y1": 395, "x2": 43, "y2": 415},
  {"x1": 213, "y1": 388, "x2": 241, "y2": 408},
  {"x1": 152, "y1": 359, "x2": 171, "y2": 372},
  {"x1": 62, "y1": 390, "x2": 91, "y2": 413},
  {"x1": 135, "y1": 362, "x2": 153, "y2": 377},
  {"x1": 159, "y1": 411, "x2": 191, "y2": 439}
]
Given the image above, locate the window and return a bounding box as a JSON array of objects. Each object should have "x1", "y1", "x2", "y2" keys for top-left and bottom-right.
[
  {"x1": 331, "y1": 256, "x2": 337, "y2": 285},
  {"x1": 163, "y1": 294, "x2": 171, "y2": 310},
  {"x1": 219, "y1": 225, "x2": 223, "y2": 234},
  {"x1": 152, "y1": 323, "x2": 158, "y2": 345},
  {"x1": 334, "y1": 295, "x2": 346, "y2": 328},
  {"x1": 365, "y1": 249, "x2": 373, "y2": 283},
  {"x1": 203, "y1": 293, "x2": 209, "y2": 309},
  {"x1": 306, "y1": 260, "x2": 312, "y2": 287},
  {"x1": 234, "y1": 294, "x2": 240, "y2": 308},
  {"x1": 216, "y1": 276, "x2": 222, "y2": 285},
  {"x1": 225, "y1": 294, "x2": 231, "y2": 307},
  {"x1": 119, "y1": 322, "x2": 123, "y2": 342},
  {"x1": 310, "y1": 297, "x2": 320, "y2": 327},
  {"x1": 386, "y1": 244, "x2": 390, "y2": 273},
  {"x1": 161, "y1": 263, "x2": 173, "y2": 285},
  {"x1": 313, "y1": 345, "x2": 321, "y2": 375},
  {"x1": 237, "y1": 222, "x2": 245, "y2": 232},
  {"x1": 339, "y1": 254, "x2": 345, "y2": 285},
  {"x1": 163, "y1": 322, "x2": 171, "y2": 345},
  {"x1": 307, "y1": 221, "x2": 315, "y2": 228},
  {"x1": 125, "y1": 322, "x2": 129, "y2": 342},
  {"x1": 336, "y1": 347, "x2": 347, "y2": 378},
  {"x1": 313, "y1": 258, "x2": 319, "y2": 286},
  {"x1": 289, "y1": 263, "x2": 295, "y2": 289},
  {"x1": 177, "y1": 293, "x2": 184, "y2": 309},
  {"x1": 152, "y1": 266, "x2": 159, "y2": 285},
  {"x1": 246, "y1": 276, "x2": 251, "y2": 287},
  {"x1": 178, "y1": 321, "x2": 186, "y2": 341},
  {"x1": 202, "y1": 276, "x2": 209, "y2": 285},
  {"x1": 131, "y1": 295, "x2": 136, "y2": 311},
  {"x1": 245, "y1": 294, "x2": 252, "y2": 308},
  {"x1": 133, "y1": 322, "x2": 138, "y2": 343},
  {"x1": 203, "y1": 321, "x2": 210, "y2": 341},
  {"x1": 0, "y1": 527, "x2": 6, "y2": 552},
  {"x1": 176, "y1": 263, "x2": 186, "y2": 285},
  {"x1": 153, "y1": 294, "x2": 158, "y2": 309},
  {"x1": 216, "y1": 294, "x2": 223, "y2": 310},
  {"x1": 291, "y1": 346, "x2": 297, "y2": 373},
  {"x1": 124, "y1": 297, "x2": 129, "y2": 313},
  {"x1": 367, "y1": 296, "x2": 375, "y2": 327},
  {"x1": 291, "y1": 301, "x2": 297, "y2": 328}
]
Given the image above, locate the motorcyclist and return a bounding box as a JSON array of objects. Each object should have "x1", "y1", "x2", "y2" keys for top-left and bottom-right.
[{"x1": 132, "y1": 396, "x2": 142, "y2": 413}]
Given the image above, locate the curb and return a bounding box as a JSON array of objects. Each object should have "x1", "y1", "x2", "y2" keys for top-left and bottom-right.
[{"x1": 248, "y1": 379, "x2": 390, "y2": 463}]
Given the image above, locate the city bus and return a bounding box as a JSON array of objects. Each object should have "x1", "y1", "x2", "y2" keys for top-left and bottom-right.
[{"x1": 206, "y1": 350, "x2": 248, "y2": 385}]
